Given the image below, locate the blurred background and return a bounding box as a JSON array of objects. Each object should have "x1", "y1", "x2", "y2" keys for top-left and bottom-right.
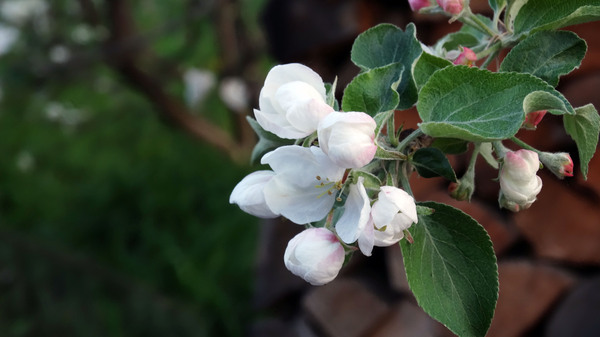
[{"x1": 0, "y1": 0, "x2": 599, "y2": 336}]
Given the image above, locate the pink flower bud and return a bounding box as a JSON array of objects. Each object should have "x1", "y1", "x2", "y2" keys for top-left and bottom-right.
[
  {"x1": 409, "y1": 0, "x2": 433, "y2": 12},
  {"x1": 436, "y1": 0, "x2": 463, "y2": 15},
  {"x1": 498, "y1": 149, "x2": 542, "y2": 212},
  {"x1": 538, "y1": 151, "x2": 574, "y2": 179},
  {"x1": 452, "y1": 47, "x2": 477, "y2": 67},
  {"x1": 522, "y1": 110, "x2": 547, "y2": 130},
  {"x1": 284, "y1": 228, "x2": 345, "y2": 286}
]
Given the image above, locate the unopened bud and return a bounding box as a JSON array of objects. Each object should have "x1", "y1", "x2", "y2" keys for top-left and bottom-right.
[
  {"x1": 452, "y1": 47, "x2": 477, "y2": 67},
  {"x1": 408, "y1": 0, "x2": 434, "y2": 12},
  {"x1": 436, "y1": 0, "x2": 464, "y2": 15},
  {"x1": 538, "y1": 151, "x2": 574, "y2": 179},
  {"x1": 522, "y1": 110, "x2": 547, "y2": 130}
]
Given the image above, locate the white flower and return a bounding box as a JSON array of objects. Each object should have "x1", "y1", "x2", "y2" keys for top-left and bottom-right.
[
  {"x1": 254, "y1": 63, "x2": 333, "y2": 139},
  {"x1": 284, "y1": 228, "x2": 345, "y2": 286},
  {"x1": 371, "y1": 186, "x2": 418, "y2": 246},
  {"x1": 499, "y1": 149, "x2": 542, "y2": 212},
  {"x1": 335, "y1": 177, "x2": 374, "y2": 256},
  {"x1": 317, "y1": 111, "x2": 377, "y2": 169},
  {"x1": 261, "y1": 145, "x2": 345, "y2": 224},
  {"x1": 229, "y1": 170, "x2": 278, "y2": 218}
]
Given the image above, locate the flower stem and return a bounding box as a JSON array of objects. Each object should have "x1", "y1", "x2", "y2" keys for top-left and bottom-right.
[
  {"x1": 398, "y1": 162, "x2": 414, "y2": 197},
  {"x1": 510, "y1": 137, "x2": 541, "y2": 154},
  {"x1": 397, "y1": 128, "x2": 424, "y2": 152},
  {"x1": 492, "y1": 140, "x2": 510, "y2": 158},
  {"x1": 460, "y1": 8, "x2": 497, "y2": 37},
  {"x1": 387, "y1": 111, "x2": 399, "y2": 148}
]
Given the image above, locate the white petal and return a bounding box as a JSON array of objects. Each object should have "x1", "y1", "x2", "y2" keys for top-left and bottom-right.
[
  {"x1": 358, "y1": 217, "x2": 375, "y2": 256},
  {"x1": 261, "y1": 146, "x2": 345, "y2": 187},
  {"x1": 229, "y1": 170, "x2": 278, "y2": 218},
  {"x1": 285, "y1": 98, "x2": 333, "y2": 134},
  {"x1": 336, "y1": 177, "x2": 371, "y2": 244},
  {"x1": 254, "y1": 108, "x2": 310, "y2": 139},
  {"x1": 261, "y1": 64, "x2": 326, "y2": 102},
  {"x1": 263, "y1": 175, "x2": 336, "y2": 224},
  {"x1": 380, "y1": 186, "x2": 418, "y2": 224}
]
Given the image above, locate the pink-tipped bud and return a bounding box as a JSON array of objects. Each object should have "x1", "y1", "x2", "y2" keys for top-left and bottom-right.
[
  {"x1": 409, "y1": 0, "x2": 433, "y2": 12},
  {"x1": 538, "y1": 152, "x2": 574, "y2": 179},
  {"x1": 436, "y1": 0, "x2": 463, "y2": 15},
  {"x1": 453, "y1": 47, "x2": 477, "y2": 67},
  {"x1": 523, "y1": 110, "x2": 547, "y2": 130}
]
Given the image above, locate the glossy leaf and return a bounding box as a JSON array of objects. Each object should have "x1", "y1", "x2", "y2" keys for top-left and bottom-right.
[
  {"x1": 411, "y1": 148, "x2": 458, "y2": 182},
  {"x1": 401, "y1": 202, "x2": 498, "y2": 337},
  {"x1": 431, "y1": 138, "x2": 469, "y2": 154}
]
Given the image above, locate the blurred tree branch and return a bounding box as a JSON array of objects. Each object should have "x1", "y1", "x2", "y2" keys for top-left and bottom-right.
[{"x1": 76, "y1": 0, "x2": 256, "y2": 163}]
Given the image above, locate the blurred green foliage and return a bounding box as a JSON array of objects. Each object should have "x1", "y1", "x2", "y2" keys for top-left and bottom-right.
[{"x1": 0, "y1": 0, "x2": 268, "y2": 336}]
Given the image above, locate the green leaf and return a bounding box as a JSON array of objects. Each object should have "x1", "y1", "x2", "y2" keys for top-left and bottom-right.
[
  {"x1": 564, "y1": 104, "x2": 600, "y2": 179},
  {"x1": 513, "y1": 0, "x2": 600, "y2": 36},
  {"x1": 342, "y1": 63, "x2": 403, "y2": 116},
  {"x1": 434, "y1": 32, "x2": 480, "y2": 55},
  {"x1": 325, "y1": 78, "x2": 339, "y2": 110},
  {"x1": 417, "y1": 66, "x2": 571, "y2": 141},
  {"x1": 246, "y1": 117, "x2": 294, "y2": 164},
  {"x1": 523, "y1": 91, "x2": 574, "y2": 115},
  {"x1": 350, "y1": 23, "x2": 422, "y2": 109},
  {"x1": 411, "y1": 148, "x2": 458, "y2": 182},
  {"x1": 374, "y1": 110, "x2": 394, "y2": 138},
  {"x1": 401, "y1": 202, "x2": 498, "y2": 337},
  {"x1": 351, "y1": 170, "x2": 382, "y2": 190},
  {"x1": 431, "y1": 138, "x2": 469, "y2": 154},
  {"x1": 412, "y1": 52, "x2": 452, "y2": 92},
  {"x1": 500, "y1": 31, "x2": 587, "y2": 87}
]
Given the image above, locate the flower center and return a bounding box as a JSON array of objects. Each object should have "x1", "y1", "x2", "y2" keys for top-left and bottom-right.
[{"x1": 315, "y1": 176, "x2": 342, "y2": 199}]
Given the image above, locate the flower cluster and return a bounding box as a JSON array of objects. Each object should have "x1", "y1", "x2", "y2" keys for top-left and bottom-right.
[{"x1": 230, "y1": 64, "x2": 417, "y2": 285}]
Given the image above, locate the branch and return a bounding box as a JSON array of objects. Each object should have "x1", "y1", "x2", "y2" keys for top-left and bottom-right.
[{"x1": 101, "y1": 0, "x2": 249, "y2": 163}]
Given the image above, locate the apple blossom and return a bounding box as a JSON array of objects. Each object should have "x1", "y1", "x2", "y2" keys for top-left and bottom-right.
[
  {"x1": 317, "y1": 111, "x2": 377, "y2": 169},
  {"x1": 335, "y1": 177, "x2": 374, "y2": 256},
  {"x1": 409, "y1": 0, "x2": 433, "y2": 12},
  {"x1": 261, "y1": 145, "x2": 346, "y2": 224},
  {"x1": 371, "y1": 186, "x2": 418, "y2": 246},
  {"x1": 437, "y1": 0, "x2": 463, "y2": 15},
  {"x1": 499, "y1": 149, "x2": 543, "y2": 212},
  {"x1": 284, "y1": 227, "x2": 345, "y2": 286},
  {"x1": 254, "y1": 63, "x2": 334, "y2": 139},
  {"x1": 229, "y1": 170, "x2": 279, "y2": 218},
  {"x1": 538, "y1": 151, "x2": 574, "y2": 179}
]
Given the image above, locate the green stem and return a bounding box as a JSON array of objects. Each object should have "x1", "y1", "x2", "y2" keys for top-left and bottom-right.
[
  {"x1": 492, "y1": 140, "x2": 509, "y2": 158},
  {"x1": 510, "y1": 136, "x2": 541, "y2": 154},
  {"x1": 398, "y1": 162, "x2": 414, "y2": 197},
  {"x1": 480, "y1": 47, "x2": 501, "y2": 69},
  {"x1": 387, "y1": 111, "x2": 399, "y2": 148},
  {"x1": 466, "y1": 143, "x2": 481, "y2": 174},
  {"x1": 397, "y1": 128, "x2": 424, "y2": 152},
  {"x1": 460, "y1": 8, "x2": 497, "y2": 37}
]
